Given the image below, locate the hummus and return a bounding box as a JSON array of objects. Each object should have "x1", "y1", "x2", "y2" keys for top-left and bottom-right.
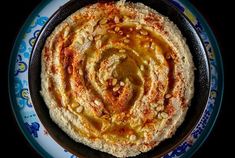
[{"x1": 41, "y1": 0, "x2": 194, "y2": 157}]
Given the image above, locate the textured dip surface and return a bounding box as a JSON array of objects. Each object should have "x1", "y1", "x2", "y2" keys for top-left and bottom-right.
[{"x1": 41, "y1": 1, "x2": 194, "y2": 157}]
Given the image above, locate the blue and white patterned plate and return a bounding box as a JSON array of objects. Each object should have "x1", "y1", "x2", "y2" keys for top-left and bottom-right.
[{"x1": 8, "y1": 0, "x2": 224, "y2": 158}]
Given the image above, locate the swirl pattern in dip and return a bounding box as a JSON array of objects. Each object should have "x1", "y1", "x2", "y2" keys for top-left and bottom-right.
[{"x1": 41, "y1": 1, "x2": 194, "y2": 157}]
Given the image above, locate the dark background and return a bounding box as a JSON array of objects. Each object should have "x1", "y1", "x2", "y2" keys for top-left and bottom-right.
[{"x1": 0, "y1": 0, "x2": 233, "y2": 157}]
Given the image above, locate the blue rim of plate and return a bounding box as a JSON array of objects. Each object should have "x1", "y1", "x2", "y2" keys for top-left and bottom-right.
[{"x1": 8, "y1": 0, "x2": 224, "y2": 158}]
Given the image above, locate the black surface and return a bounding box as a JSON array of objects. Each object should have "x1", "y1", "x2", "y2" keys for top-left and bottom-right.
[
  {"x1": 28, "y1": 0, "x2": 209, "y2": 158},
  {"x1": 0, "y1": 0, "x2": 233, "y2": 158}
]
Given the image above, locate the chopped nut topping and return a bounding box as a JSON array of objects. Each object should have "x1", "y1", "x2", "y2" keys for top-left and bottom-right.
[
  {"x1": 157, "y1": 113, "x2": 163, "y2": 119},
  {"x1": 79, "y1": 69, "x2": 83, "y2": 75},
  {"x1": 112, "y1": 78, "x2": 118, "y2": 86},
  {"x1": 144, "y1": 132, "x2": 148, "y2": 138},
  {"x1": 129, "y1": 28, "x2": 133, "y2": 31},
  {"x1": 144, "y1": 43, "x2": 150, "y2": 49},
  {"x1": 126, "y1": 34, "x2": 130, "y2": 38},
  {"x1": 94, "y1": 99, "x2": 102, "y2": 106},
  {"x1": 150, "y1": 103, "x2": 158, "y2": 108},
  {"x1": 130, "y1": 134, "x2": 137, "y2": 141},
  {"x1": 63, "y1": 28, "x2": 70, "y2": 37},
  {"x1": 76, "y1": 106, "x2": 83, "y2": 113},
  {"x1": 107, "y1": 30, "x2": 115, "y2": 34},
  {"x1": 140, "y1": 30, "x2": 148, "y2": 35},
  {"x1": 71, "y1": 103, "x2": 78, "y2": 108},
  {"x1": 120, "y1": 81, "x2": 125, "y2": 86},
  {"x1": 143, "y1": 60, "x2": 148, "y2": 65},
  {"x1": 118, "y1": 31, "x2": 123, "y2": 35},
  {"x1": 156, "y1": 105, "x2": 164, "y2": 111},
  {"x1": 96, "y1": 40, "x2": 102, "y2": 48},
  {"x1": 114, "y1": 16, "x2": 119, "y2": 23},
  {"x1": 166, "y1": 53, "x2": 171, "y2": 59},
  {"x1": 140, "y1": 65, "x2": 144, "y2": 71},
  {"x1": 67, "y1": 65, "x2": 73, "y2": 74},
  {"x1": 123, "y1": 39, "x2": 130, "y2": 43},
  {"x1": 119, "y1": 49, "x2": 126, "y2": 53},
  {"x1": 113, "y1": 85, "x2": 120, "y2": 92},
  {"x1": 165, "y1": 94, "x2": 172, "y2": 99},
  {"x1": 99, "y1": 18, "x2": 107, "y2": 25},
  {"x1": 114, "y1": 26, "x2": 120, "y2": 32},
  {"x1": 161, "y1": 112, "x2": 168, "y2": 118},
  {"x1": 88, "y1": 35, "x2": 93, "y2": 41},
  {"x1": 150, "y1": 42, "x2": 155, "y2": 50}
]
